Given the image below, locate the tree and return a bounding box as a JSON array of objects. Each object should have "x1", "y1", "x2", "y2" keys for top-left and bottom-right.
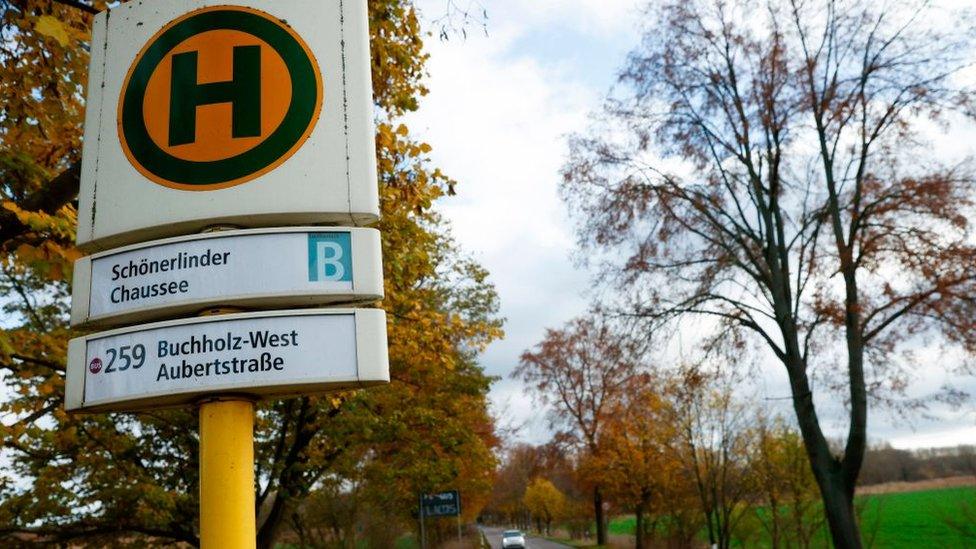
[
  {"x1": 514, "y1": 317, "x2": 643, "y2": 545},
  {"x1": 482, "y1": 443, "x2": 591, "y2": 538},
  {"x1": 485, "y1": 443, "x2": 546, "y2": 530},
  {"x1": 562, "y1": 1, "x2": 976, "y2": 545},
  {"x1": 749, "y1": 414, "x2": 824, "y2": 549},
  {"x1": 857, "y1": 443, "x2": 919, "y2": 485},
  {"x1": 0, "y1": 0, "x2": 503, "y2": 547},
  {"x1": 0, "y1": 0, "x2": 91, "y2": 285},
  {"x1": 585, "y1": 375, "x2": 675, "y2": 549},
  {"x1": 522, "y1": 477, "x2": 566, "y2": 536},
  {"x1": 668, "y1": 366, "x2": 754, "y2": 549},
  {"x1": 283, "y1": 478, "x2": 361, "y2": 549}
]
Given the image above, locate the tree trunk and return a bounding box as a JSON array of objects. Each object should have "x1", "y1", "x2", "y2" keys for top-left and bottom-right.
[
  {"x1": 593, "y1": 485, "x2": 607, "y2": 545},
  {"x1": 256, "y1": 493, "x2": 285, "y2": 549},
  {"x1": 768, "y1": 492, "x2": 780, "y2": 549},
  {"x1": 635, "y1": 500, "x2": 645, "y2": 549},
  {"x1": 256, "y1": 398, "x2": 334, "y2": 549},
  {"x1": 818, "y1": 472, "x2": 862, "y2": 549},
  {"x1": 789, "y1": 365, "x2": 863, "y2": 549},
  {"x1": 811, "y1": 91, "x2": 869, "y2": 549}
]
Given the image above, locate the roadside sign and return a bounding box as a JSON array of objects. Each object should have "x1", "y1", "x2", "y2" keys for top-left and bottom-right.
[
  {"x1": 421, "y1": 491, "x2": 461, "y2": 517},
  {"x1": 65, "y1": 309, "x2": 389, "y2": 413},
  {"x1": 77, "y1": 0, "x2": 378, "y2": 252},
  {"x1": 68, "y1": 0, "x2": 389, "y2": 543},
  {"x1": 71, "y1": 227, "x2": 383, "y2": 329}
]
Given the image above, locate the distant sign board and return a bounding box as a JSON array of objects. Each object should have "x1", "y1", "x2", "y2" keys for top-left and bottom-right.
[
  {"x1": 421, "y1": 491, "x2": 461, "y2": 517},
  {"x1": 71, "y1": 227, "x2": 383, "y2": 328},
  {"x1": 77, "y1": 0, "x2": 378, "y2": 252},
  {"x1": 65, "y1": 309, "x2": 389, "y2": 413}
]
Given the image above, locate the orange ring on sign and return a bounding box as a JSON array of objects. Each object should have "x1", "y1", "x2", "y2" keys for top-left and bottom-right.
[{"x1": 117, "y1": 5, "x2": 323, "y2": 191}]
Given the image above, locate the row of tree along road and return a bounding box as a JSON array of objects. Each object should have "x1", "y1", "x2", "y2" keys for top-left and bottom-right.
[
  {"x1": 489, "y1": 345, "x2": 976, "y2": 547},
  {"x1": 490, "y1": 0, "x2": 976, "y2": 548}
]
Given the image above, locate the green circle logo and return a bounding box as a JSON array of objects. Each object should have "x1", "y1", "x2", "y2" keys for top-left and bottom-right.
[{"x1": 118, "y1": 6, "x2": 323, "y2": 191}]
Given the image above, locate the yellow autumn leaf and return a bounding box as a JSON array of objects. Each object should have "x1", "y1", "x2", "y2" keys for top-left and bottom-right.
[
  {"x1": 35, "y1": 15, "x2": 70, "y2": 47},
  {"x1": 0, "y1": 332, "x2": 14, "y2": 359}
]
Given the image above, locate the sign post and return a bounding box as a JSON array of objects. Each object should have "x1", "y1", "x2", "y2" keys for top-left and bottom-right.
[
  {"x1": 419, "y1": 494, "x2": 427, "y2": 549},
  {"x1": 199, "y1": 397, "x2": 255, "y2": 548},
  {"x1": 69, "y1": 1, "x2": 385, "y2": 547},
  {"x1": 419, "y1": 490, "x2": 462, "y2": 547},
  {"x1": 198, "y1": 304, "x2": 256, "y2": 549}
]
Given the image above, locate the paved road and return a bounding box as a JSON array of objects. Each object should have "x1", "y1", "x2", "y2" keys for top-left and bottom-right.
[{"x1": 479, "y1": 526, "x2": 570, "y2": 549}]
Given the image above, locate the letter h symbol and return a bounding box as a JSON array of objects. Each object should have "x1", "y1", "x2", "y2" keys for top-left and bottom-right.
[{"x1": 168, "y1": 45, "x2": 262, "y2": 146}]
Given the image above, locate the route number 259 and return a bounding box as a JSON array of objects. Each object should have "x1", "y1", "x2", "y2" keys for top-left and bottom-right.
[{"x1": 102, "y1": 344, "x2": 147, "y2": 373}]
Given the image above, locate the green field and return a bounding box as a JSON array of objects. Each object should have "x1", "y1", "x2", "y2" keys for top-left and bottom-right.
[
  {"x1": 608, "y1": 486, "x2": 976, "y2": 548},
  {"x1": 859, "y1": 488, "x2": 975, "y2": 548}
]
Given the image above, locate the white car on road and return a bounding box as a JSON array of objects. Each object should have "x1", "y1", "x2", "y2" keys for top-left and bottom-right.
[{"x1": 501, "y1": 529, "x2": 526, "y2": 548}]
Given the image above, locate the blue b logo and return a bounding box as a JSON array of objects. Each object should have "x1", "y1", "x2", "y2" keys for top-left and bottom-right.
[{"x1": 308, "y1": 233, "x2": 352, "y2": 282}]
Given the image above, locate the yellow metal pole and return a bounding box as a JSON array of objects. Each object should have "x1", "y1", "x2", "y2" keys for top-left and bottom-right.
[
  {"x1": 196, "y1": 241, "x2": 255, "y2": 548},
  {"x1": 199, "y1": 398, "x2": 256, "y2": 549}
]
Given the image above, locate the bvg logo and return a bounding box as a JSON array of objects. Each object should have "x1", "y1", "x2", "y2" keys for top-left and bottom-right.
[
  {"x1": 307, "y1": 232, "x2": 352, "y2": 283},
  {"x1": 118, "y1": 6, "x2": 322, "y2": 190}
]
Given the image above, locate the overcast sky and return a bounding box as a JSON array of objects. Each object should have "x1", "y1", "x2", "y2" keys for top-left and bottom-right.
[{"x1": 406, "y1": 0, "x2": 976, "y2": 450}]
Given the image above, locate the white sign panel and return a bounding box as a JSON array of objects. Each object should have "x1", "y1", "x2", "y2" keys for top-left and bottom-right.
[
  {"x1": 66, "y1": 309, "x2": 388, "y2": 413},
  {"x1": 77, "y1": 0, "x2": 378, "y2": 252},
  {"x1": 71, "y1": 227, "x2": 383, "y2": 328}
]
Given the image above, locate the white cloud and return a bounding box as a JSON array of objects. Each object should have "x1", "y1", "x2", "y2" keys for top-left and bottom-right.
[
  {"x1": 409, "y1": 0, "x2": 976, "y2": 450},
  {"x1": 890, "y1": 425, "x2": 976, "y2": 450},
  {"x1": 489, "y1": 377, "x2": 554, "y2": 443},
  {"x1": 412, "y1": 33, "x2": 587, "y2": 254},
  {"x1": 492, "y1": 0, "x2": 641, "y2": 37},
  {"x1": 406, "y1": 0, "x2": 642, "y2": 444}
]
